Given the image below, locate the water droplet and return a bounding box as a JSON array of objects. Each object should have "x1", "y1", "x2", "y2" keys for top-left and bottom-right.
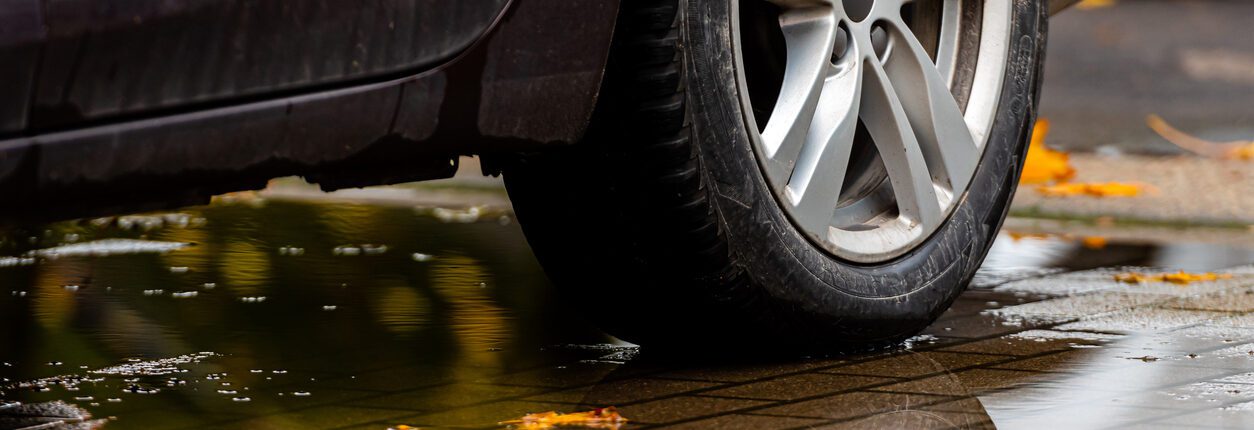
[
  {"x1": 63, "y1": 285, "x2": 80, "y2": 292},
  {"x1": 292, "y1": 391, "x2": 311, "y2": 397},
  {"x1": 232, "y1": 397, "x2": 251, "y2": 402},
  {"x1": 322, "y1": 305, "x2": 337, "y2": 311},
  {"x1": 123, "y1": 385, "x2": 160, "y2": 394},
  {"x1": 169, "y1": 266, "x2": 189, "y2": 274},
  {"x1": 240, "y1": 296, "x2": 267, "y2": 303},
  {"x1": 107, "y1": 398, "x2": 122, "y2": 403},
  {"x1": 217, "y1": 389, "x2": 238, "y2": 395},
  {"x1": 411, "y1": 253, "x2": 434, "y2": 262},
  {"x1": 172, "y1": 291, "x2": 198, "y2": 298},
  {"x1": 74, "y1": 396, "x2": 93, "y2": 401},
  {"x1": 202, "y1": 283, "x2": 217, "y2": 290},
  {"x1": 333, "y1": 246, "x2": 361, "y2": 256},
  {"x1": 250, "y1": 370, "x2": 263, "y2": 373}
]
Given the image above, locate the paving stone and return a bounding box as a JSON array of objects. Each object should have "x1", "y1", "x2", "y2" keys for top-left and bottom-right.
[
  {"x1": 993, "y1": 269, "x2": 1127, "y2": 296},
  {"x1": 653, "y1": 358, "x2": 848, "y2": 383},
  {"x1": 1053, "y1": 309, "x2": 1227, "y2": 333},
  {"x1": 536, "y1": 378, "x2": 722, "y2": 406},
  {"x1": 815, "y1": 409, "x2": 995, "y2": 430},
  {"x1": 937, "y1": 332, "x2": 1113, "y2": 356},
  {"x1": 990, "y1": 349, "x2": 1103, "y2": 372},
  {"x1": 924, "y1": 313, "x2": 1053, "y2": 339},
  {"x1": 617, "y1": 396, "x2": 772, "y2": 424},
  {"x1": 991, "y1": 291, "x2": 1174, "y2": 320},
  {"x1": 654, "y1": 414, "x2": 828, "y2": 429},
  {"x1": 822, "y1": 352, "x2": 1014, "y2": 378},
  {"x1": 752, "y1": 391, "x2": 950, "y2": 420},
  {"x1": 703, "y1": 373, "x2": 892, "y2": 401}
]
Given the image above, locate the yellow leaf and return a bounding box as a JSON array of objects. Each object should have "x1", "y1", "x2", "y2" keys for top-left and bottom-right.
[
  {"x1": 1076, "y1": 0, "x2": 1116, "y2": 10},
  {"x1": 1081, "y1": 236, "x2": 1108, "y2": 249},
  {"x1": 1020, "y1": 119, "x2": 1077, "y2": 185},
  {"x1": 1230, "y1": 143, "x2": 1254, "y2": 160},
  {"x1": 1115, "y1": 271, "x2": 1232, "y2": 285},
  {"x1": 500, "y1": 407, "x2": 628, "y2": 429},
  {"x1": 1147, "y1": 114, "x2": 1254, "y2": 160},
  {"x1": 1036, "y1": 182, "x2": 1146, "y2": 197}
]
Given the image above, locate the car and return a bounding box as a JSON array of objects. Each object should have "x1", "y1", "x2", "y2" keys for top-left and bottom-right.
[{"x1": 0, "y1": 0, "x2": 1078, "y2": 349}]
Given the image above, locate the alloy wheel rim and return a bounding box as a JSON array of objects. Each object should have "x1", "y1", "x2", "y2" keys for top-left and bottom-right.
[{"x1": 733, "y1": 0, "x2": 1012, "y2": 262}]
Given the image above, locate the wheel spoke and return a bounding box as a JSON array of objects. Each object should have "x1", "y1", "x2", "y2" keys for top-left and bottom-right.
[
  {"x1": 859, "y1": 55, "x2": 942, "y2": 229},
  {"x1": 784, "y1": 65, "x2": 862, "y2": 233},
  {"x1": 879, "y1": 15, "x2": 978, "y2": 195},
  {"x1": 761, "y1": 7, "x2": 837, "y2": 183},
  {"x1": 737, "y1": 0, "x2": 1006, "y2": 261}
]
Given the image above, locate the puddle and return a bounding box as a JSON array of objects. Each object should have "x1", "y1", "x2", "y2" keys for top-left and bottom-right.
[{"x1": 1, "y1": 199, "x2": 1253, "y2": 429}]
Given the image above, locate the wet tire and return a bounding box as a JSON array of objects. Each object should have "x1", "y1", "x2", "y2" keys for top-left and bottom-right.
[{"x1": 504, "y1": 0, "x2": 1047, "y2": 350}]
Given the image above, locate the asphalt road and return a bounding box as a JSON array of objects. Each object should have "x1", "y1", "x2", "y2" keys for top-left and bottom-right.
[{"x1": 1040, "y1": 0, "x2": 1254, "y2": 154}]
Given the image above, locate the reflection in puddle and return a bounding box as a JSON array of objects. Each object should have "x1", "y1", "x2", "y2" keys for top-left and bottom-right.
[{"x1": 0, "y1": 199, "x2": 1252, "y2": 429}]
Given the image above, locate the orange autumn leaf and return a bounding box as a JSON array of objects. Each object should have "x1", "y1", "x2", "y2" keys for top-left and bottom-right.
[
  {"x1": 1232, "y1": 144, "x2": 1254, "y2": 160},
  {"x1": 1036, "y1": 182, "x2": 1146, "y2": 197},
  {"x1": 1147, "y1": 114, "x2": 1254, "y2": 160},
  {"x1": 1076, "y1": 0, "x2": 1117, "y2": 10},
  {"x1": 1114, "y1": 271, "x2": 1233, "y2": 285},
  {"x1": 500, "y1": 407, "x2": 628, "y2": 429},
  {"x1": 1020, "y1": 119, "x2": 1077, "y2": 185},
  {"x1": 1081, "y1": 236, "x2": 1108, "y2": 249}
]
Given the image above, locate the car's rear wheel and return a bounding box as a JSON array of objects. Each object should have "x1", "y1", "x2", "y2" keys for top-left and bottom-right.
[{"x1": 504, "y1": 0, "x2": 1046, "y2": 350}]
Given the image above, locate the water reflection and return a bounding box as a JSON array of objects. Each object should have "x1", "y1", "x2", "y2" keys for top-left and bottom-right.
[
  {"x1": 0, "y1": 199, "x2": 606, "y2": 429},
  {"x1": 0, "y1": 198, "x2": 1251, "y2": 429}
]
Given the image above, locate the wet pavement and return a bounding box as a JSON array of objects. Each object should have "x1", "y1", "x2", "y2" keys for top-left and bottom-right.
[{"x1": 2, "y1": 196, "x2": 1254, "y2": 430}]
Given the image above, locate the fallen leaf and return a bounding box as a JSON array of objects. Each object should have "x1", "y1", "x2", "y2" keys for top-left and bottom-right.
[
  {"x1": 1020, "y1": 119, "x2": 1077, "y2": 185},
  {"x1": 1076, "y1": 0, "x2": 1117, "y2": 10},
  {"x1": 1147, "y1": 114, "x2": 1254, "y2": 160},
  {"x1": 500, "y1": 407, "x2": 628, "y2": 429},
  {"x1": 1114, "y1": 271, "x2": 1233, "y2": 285},
  {"x1": 1081, "y1": 236, "x2": 1108, "y2": 249},
  {"x1": 1036, "y1": 182, "x2": 1146, "y2": 197}
]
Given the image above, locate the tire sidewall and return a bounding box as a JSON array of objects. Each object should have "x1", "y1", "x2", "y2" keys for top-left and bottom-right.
[{"x1": 684, "y1": 0, "x2": 1047, "y2": 340}]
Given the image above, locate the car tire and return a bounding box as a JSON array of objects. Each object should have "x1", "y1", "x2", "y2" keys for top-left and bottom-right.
[{"x1": 504, "y1": 0, "x2": 1047, "y2": 350}]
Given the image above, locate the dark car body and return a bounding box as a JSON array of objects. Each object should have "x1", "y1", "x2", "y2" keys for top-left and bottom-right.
[{"x1": 0, "y1": 0, "x2": 620, "y2": 219}]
